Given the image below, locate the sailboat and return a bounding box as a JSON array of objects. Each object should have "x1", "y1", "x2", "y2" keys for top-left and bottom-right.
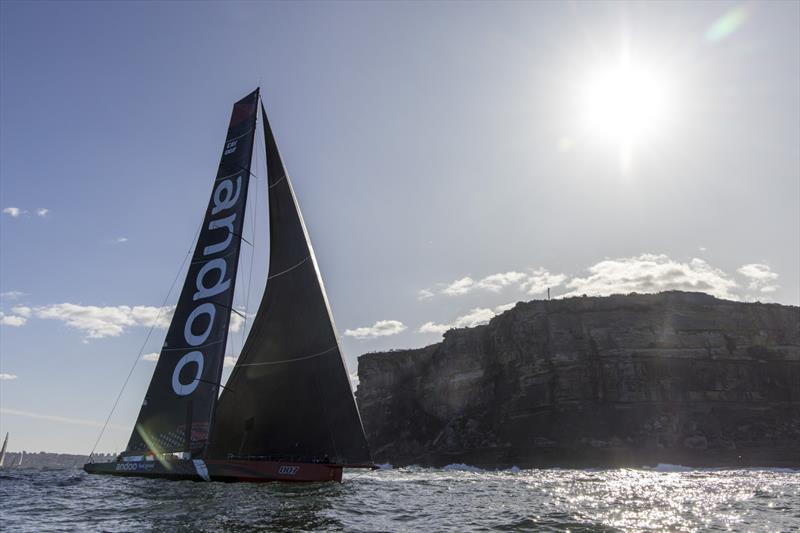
[
  {"x1": 0, "y1": 433, "x2": 7, "y2": 468},
  {"x1": 84, "y1": 89, "x2": 373, "y2": 482}
]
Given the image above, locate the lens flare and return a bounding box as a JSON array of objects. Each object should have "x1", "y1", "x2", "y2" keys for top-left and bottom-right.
[{"x1": 706, "y1": 6, "x2": 749, "y2": 43}]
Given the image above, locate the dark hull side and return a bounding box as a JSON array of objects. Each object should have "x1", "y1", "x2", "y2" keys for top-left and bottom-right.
[{"x1": 84, "y1": 459, "x2": 344, "y2": 483}]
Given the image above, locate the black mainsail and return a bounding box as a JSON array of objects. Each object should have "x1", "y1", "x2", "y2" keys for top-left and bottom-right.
[
  {"x1": 125, "y1": 89, "x2": 259, "y2": 455},
  {"x1": 208, "y1": 104, "x2": 371, "y2": 466}
]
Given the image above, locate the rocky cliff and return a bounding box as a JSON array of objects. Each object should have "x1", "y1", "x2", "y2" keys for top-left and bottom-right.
[{"x1": 356, "y1": 292, "x2": 800, "y2": 468}]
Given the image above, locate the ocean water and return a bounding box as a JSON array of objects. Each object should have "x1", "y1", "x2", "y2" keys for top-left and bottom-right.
[{"x1": 1, "y1": 466, "x2": 797, "y2": 532}]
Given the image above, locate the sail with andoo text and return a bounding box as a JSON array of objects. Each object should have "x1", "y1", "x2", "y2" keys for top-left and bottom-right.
[{"x1": 125, "y1": 89, "x2": 259, "y2": 455}]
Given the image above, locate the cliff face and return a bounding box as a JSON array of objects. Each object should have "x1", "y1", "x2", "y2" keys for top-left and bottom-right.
[{"x1": 356, "y1": 292, "x2": 800, "y2": 467}]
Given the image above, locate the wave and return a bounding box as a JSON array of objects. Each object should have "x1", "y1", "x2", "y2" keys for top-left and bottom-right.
[
  {"x1": 650, "y1": 464, "x2": 799, "y2": 473},
  {"x1": 651, "y1": 464, "x2": 695, "y2": 472},
  {"x1": 442, "y1": 463, "x2": 483, "y2": 472}
]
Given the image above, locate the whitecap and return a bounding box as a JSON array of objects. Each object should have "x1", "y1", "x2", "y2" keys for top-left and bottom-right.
[
  {"x1": 652, "y1": 463, "x2": 694, "y2": 472},
  {"x1": 442, "y1": 463, "x2": 483, "y2": 472}
]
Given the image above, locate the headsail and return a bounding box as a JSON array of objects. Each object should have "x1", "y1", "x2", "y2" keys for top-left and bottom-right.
[
  {"x1": 208, "y1": 103, "x2": 371, "y2": 465},
  {"x1": 125, "y1": 89, "x2": 259, "y2": 455}
]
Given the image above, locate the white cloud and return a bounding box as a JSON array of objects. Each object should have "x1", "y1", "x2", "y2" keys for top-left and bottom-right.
[
  {"x1": 521, "y1": 268, "x2": 567, "y2": 295},
  {"x1": 418, "y1": 303, "x2": 514, "y2": 335},
  {"x1": 229, "y1": 310, "x2": 249, "y2": 333},
  {"x1": 494, "y1": 302, "x2": 516, "y2": 313},
  {"x1": 0, "y1": 291, "x2": 25, "y2": 301},
  {"x1": 0, "y1": 312, "x2": 27, "y2": 327},
  {"x1": 738, "y1": 263, "x2": 778, "y2": 282},
  {"x1": 142, "y1": 352, "x2": 160, "y2": 362},
  {"x1": 442, "y1": 277, "x2": 475, "y2": 296},
  {"x1": 11, "y1": 306, "x2": 31, "y2": 317},
  {"x1": 35, "y1": 208, "x2": 49, "y2": 217},
  {"x1": 2, "y1": 207, "x2": 25, "y2": 217},
  {"x1": 476, "y1": 271, "x2": 527, "y2": 292},
  {"x1": 35, "y1": 303, "x2": 173, "y2": 339},
  {"x1": 418, "y1": 321, "x2": 451, "y2": 335},
  {"x1": 26, "y1": 302, "x2": 248, "y2": 340},
  {"x1": 437, "y1": 269, "x2": 566, "y2": 297},
  {"x1": 563, "y1": 253, "x2": 738, "y2": 299},
  {"x1": 344, "y1": 319, "x2": 407, "y2": 339},
  {"x1": 114, "y1": 237, "x2": 129, "y2": 243},
  {"x1": 737, "y1": 263, "x2": 779, "y2": 293},
  {"x1": 0, "y1": 373, "x2": 18, "y2": 381},
  {"x1": 452, "y1": 307, "x2": 498, "y2": 327},
  {"x1": 417, "y1": 288, "x2": 435, "y2": 300}
]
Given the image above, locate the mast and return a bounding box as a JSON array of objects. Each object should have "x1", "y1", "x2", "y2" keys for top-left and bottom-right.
[{"x1": 124, "y1": 89, "x2": 259, "y2": 457}]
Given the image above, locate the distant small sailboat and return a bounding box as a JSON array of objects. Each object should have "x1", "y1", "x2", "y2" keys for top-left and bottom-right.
[
  {"x1": 16, "y1": 450, "x2": 23, "y2": 468},
  {"x1": 84, "y1": 89, "x2": 372, "y2": 482},
  {"x1": 0, "y1": 432, "x2": 7, "y2": 468}
]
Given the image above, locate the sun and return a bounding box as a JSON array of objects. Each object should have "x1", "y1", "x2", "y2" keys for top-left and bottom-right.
[
  {"x1": 583, "y1": 64, "x2": 668, "y2": 142},
  {"x1": 579, "y1": 59, "x2": 671, "y2": 173}
]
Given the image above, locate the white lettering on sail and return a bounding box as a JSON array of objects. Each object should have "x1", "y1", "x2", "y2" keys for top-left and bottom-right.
[
  {"x1": 211, "y1": 177, "x2": 241, "y2": 215},
  {"x1": 203, "y1": 214, "x2": 236, "y2": 256},
  {"x1": 172, "y1": 351, "x2": 205, "y2": 396},
  {"x1": 223, "y1": 140, "x2": 238, "y2": 155},
  {"x1": 194, "y1": 258, "x2": 231, "y2": 301},
  {"x1": 184, "y1": 302, "x2": 216, "y2": 346},
  {"x1": 170, "y1": 167, "x2": 245, "y2": 398}
]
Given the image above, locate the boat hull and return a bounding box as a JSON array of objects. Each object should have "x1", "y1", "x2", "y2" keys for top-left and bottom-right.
[{"x1": 83, "y1": 459, "x2": 343, "y2": 482}]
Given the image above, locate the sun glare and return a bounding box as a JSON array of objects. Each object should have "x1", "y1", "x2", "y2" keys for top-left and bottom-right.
[{"x1": 582, "y1": 65, "x2": 669, "y2": 143}]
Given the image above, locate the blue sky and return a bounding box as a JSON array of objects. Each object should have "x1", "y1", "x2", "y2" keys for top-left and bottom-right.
[{"x1": 1, "y1": 1, "x2": 798, "y2": 454}]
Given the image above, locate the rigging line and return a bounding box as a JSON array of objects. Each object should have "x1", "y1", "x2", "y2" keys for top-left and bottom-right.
[
  {"x1": 268, "y1": 175, "x2": 286, "y2": 189},
  {"x1": 225, "y1": 127, "x2": 254, "y2": 144},
  {"x1": 217, "y1": 302, "x2": 246, "y2": 319},
  {"x1": 241, "y1": 166, "x2": 261, "y2": 180},
  {"x1": 87, "y1": 221, "x2": 203, "y2": 460},
  {"x1": 234, "y1": 345, "x2": 338, "y2": 367},
  {"x1": 191, "y1": 377, "x2": 234, "y2": 394},
  {"x1": 215, "y1": 165, "x2": 262, "y2": 183},
  {"x1": 267, "y1": 255, "x2": 310, "y2": 280}
]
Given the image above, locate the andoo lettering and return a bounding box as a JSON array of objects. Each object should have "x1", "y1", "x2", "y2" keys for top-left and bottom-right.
[
  {"x1": 170, "y1": 173, "x2": 241, "y2": 396},
  {"x1": 115, "y1": 462, "x2": 154, "y2": 472}
]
